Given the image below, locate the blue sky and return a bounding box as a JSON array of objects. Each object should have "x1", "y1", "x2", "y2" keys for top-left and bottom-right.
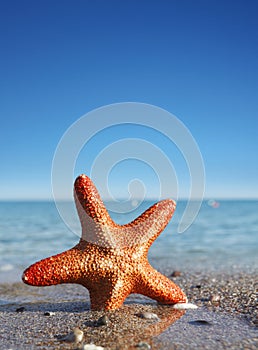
[{"x1": 0, "y1": 0, "x2": 257, "y2": 200}]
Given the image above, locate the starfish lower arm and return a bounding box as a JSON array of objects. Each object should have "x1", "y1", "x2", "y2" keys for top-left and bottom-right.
[{"x1": 135, "y1": 263, "x2": 187, "y2": 304}]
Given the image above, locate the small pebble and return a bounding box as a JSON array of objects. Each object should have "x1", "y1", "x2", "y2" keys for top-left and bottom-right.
[
  {"x1": 44, "y1": 311, "x2": 55, "y2": 316},
  {"x1": 97, "y1": 315, "x2": 110, "y2": 326},
  {"x1": 170, "y1": 270, "x2": 181, "y2": 277},
  {"x1": 59, "y1": 327, "x2": 84, "y2": 343},
  {"x1": 81, "y1": 344, "x2": 104, "y2": 350},
  {"x1": 16, "y1": 307, "x2": 25, "y2": 313},
  {"x1": 209, "y1": 294, "x2": 221, "y2": 305},
  {"x1": 138, "y1": 312, "x2": 160, "y2": 321},
  {"x1": 136, "y1": 341, "x2": 151, "y2": 349}
]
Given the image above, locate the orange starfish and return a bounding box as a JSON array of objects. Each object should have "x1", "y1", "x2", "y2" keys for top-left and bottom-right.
[{"x1": 22, "y1": 175, "x2": 187, "y2": 310}]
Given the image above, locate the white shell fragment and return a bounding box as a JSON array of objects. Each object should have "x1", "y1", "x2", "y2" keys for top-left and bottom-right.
[
  {"x1": 172, "y1": 302, "x2": 198, "y2": 310},
  {"x1": 82, "y1": 344, "x2": 105, "y2": 350}
]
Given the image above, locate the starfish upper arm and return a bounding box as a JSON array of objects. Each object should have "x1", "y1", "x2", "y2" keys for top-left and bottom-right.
[{"x1": 123, "y1": 199, "x2": 176, "y2": 248}]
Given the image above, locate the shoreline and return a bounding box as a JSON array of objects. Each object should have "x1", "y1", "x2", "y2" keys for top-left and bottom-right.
[{"x1": 0, "y1": 270, "x2": 257, "y2": 349}]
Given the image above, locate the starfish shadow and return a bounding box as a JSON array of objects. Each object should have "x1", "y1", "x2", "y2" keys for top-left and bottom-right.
[{"x1": 14, "y1": 302, "x2": 185, "y2": 347}]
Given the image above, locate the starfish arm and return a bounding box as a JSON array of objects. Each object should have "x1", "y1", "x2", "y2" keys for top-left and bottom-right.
[
  {"x1": 135, "y1": 263, "x2": 187, "y2": 304},
  {"x1": 88, "y1": 277, "x2": 133, "y2": 310},
  {"x1": 123, "y1": 199, "x2": 176, "y2": 248},
  {"x1": 74, "y1": 174, "x2": 114, "y2": 227},
  {"x1": 22, "y1": 247, "x2": 85, "y2": 286}
]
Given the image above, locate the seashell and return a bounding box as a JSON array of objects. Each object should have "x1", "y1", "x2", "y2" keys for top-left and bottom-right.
[
  {"x1": 59, "y1": 327, "x2": 84, "y2": 343},
  {"x1": 138, "y1": 312, "x2": 160, "y2": 321},
  {"x1": 136, "y1": 341, "x2": 151, "y2": 349}
]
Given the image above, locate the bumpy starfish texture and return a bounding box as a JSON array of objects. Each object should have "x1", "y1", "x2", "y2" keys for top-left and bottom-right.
[{"x1": 22, "y1": 175, "x2": 187, "y2": 310}]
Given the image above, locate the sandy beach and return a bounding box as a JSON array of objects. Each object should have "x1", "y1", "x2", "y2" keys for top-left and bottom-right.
[{"x1": 0, "y1": 269, "x2": 257, "y2": 349}]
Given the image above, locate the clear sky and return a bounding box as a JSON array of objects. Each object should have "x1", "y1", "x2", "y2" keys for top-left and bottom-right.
[{"x1": 0, "y1": 0, "x2": 257, "y2": 200}]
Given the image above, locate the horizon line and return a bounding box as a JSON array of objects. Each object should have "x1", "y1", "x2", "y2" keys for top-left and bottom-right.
[{"x1": 0, "y1": 197, "x2": 258, "y2": 202}]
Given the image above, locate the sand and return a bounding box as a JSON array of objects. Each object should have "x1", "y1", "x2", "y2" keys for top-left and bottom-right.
[{"x1": 0, "y1": 270, "x2": 257, "y2": 349}]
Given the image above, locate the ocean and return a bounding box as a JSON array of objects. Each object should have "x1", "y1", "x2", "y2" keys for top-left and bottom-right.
[{"x1": 0, "y1": 200, "x2": 257, "y2": 283}]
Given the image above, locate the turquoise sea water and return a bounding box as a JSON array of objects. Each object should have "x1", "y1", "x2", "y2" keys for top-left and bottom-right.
[{"x1": 0, "y1": 200, "x2": 257, "y2": 282}]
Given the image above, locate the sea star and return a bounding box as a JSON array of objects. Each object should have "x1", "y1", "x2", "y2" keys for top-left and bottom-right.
[{"x1": 22, "y1": 175, "x2": 187, "y2": 310}]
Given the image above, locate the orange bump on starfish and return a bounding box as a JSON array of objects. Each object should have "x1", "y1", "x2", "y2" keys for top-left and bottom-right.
[{"x1": 22, "y1": 175, "x2": 187, "y2": 310}]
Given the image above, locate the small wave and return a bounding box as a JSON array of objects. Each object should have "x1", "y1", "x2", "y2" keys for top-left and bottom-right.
[{"x1": 0, "y1": 264, "x2": 14, "y2": 272}]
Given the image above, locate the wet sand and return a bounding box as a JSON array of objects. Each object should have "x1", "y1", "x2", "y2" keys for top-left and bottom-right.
[{"x1": 0, "y1": 270, "x2": 257, "y2": 349}]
